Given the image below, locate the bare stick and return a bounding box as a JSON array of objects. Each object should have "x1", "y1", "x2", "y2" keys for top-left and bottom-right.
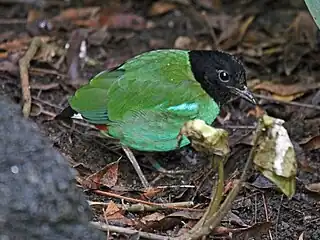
[
  {"x1": 93, "y1": 189, "x2": 203, "y2": 212},
  {"x1": 90, "y1": 221, "x2": 173, "y2": 240},
  {"x1": 19, "y1": 37, "x2": 42, "y2": 117},
  {"x1": 253, "y1": 93, "x2": 320, "y2": 110},
  {"x1": 88, "y1": 200, "x2": 194, "y2": 212},
  {"x1": 122, "y1": 145, "x2": 150, "y2": 189}
]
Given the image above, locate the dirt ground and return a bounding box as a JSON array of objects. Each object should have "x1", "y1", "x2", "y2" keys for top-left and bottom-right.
[{"x1": 1, "y1": 0, "x2": 320, "y2": 239}]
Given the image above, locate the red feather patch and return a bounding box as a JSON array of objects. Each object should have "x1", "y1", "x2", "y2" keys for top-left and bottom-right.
[{"x1": 95, "y1": 125, "x2": 108, "y2": 131}]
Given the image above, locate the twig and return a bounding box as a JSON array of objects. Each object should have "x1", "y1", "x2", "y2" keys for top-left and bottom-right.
[
  {"x1": 29, "y1": 67, "x2": 67, "y2": 78},
  {"x1": 88, "y1": 200, "x2": 194, "y2": 212},
  {"x1": 180, "y1": 119, "x2": 263, "y2": 240},
  {"x1": 122, "y1": 145, "x2": 150, "y2": 189},
  {"x1": 19, "y1": 37, "x2": 42, "y2": 117},
  {"x1": 253, "y1": 93, "x2": 320, "y2": 110},
  {"x1": 156, "y1": 185, "x2": 195, "y2": 189},
  {"x1": 93, "y1": 189, "x2": 203, "y2": 212},
  {"x1": 262, "y1": 193, "x2": 273, "y2": 240},
  {"x1": 32, "y1": 96, "x2": 64, "y2": 110},
  {"x1": 223, "y1": 125, "x2": 256, "y2": 129},
  {"x1": 0, "y1": 18, "x2": 27, "y2": 24},
  {"x1": 90, "y1": 221, "x2": 173, "y2": 240}
]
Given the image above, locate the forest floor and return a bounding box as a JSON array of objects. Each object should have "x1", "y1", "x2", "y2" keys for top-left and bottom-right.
[{"x1": 0, "y1": 0, "x2": 320, "y2": 239}]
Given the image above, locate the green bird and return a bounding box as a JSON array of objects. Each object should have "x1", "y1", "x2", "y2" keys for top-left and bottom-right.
[{"x1": 56, "y1": 49, "x2": 255, "y2": 152}]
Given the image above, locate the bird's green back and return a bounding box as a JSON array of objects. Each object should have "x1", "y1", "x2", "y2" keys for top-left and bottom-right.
[{"x1": 69, "y1": 49, "x2": 220, "y2": 151}]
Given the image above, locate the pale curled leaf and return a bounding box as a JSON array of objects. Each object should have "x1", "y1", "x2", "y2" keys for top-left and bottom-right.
[
  {"x1": 257, "y1": 168, "x2": 296, "y2": 199},
  {"x1": 253, "y1": 115, "x2": 297, "y2": 198},
  {"x1": 305, "y1": 182, "x2": 320, "y2": 194},
  {"x1": 177, "y1": 119, "x2": 229, "y2": 156}
]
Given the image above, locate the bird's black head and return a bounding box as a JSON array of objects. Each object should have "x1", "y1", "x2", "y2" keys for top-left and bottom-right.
[{"x1": 188, "y1": 50, "x2": 256, "y2": 106}]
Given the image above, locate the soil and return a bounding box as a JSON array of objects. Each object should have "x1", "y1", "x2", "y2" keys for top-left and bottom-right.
[{"x1": 1, "y1": 0, "x2": 320, "y2": 239}]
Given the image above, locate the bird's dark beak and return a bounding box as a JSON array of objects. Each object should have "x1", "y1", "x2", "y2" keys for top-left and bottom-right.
[{"x1": 229, "y1": 86, "x2": 256, "y2": 105}]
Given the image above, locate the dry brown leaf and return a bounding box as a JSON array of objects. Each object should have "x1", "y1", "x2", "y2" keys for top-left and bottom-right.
[
  {"x1": 0, "y1": 37, "x2": 31, "y2": 52},
  {"x1": 271, "y1": 92, "x2": 305, "y2": 102},
  {"x1": 0, "y1": 60, "x2": 18, "y2": 74},
  {"x1": 212, "y1": 0, "x2": 221, "y2": 9},
  {"x1": 305, "y1": 182, "x2": 320, "y2": 194},
  {"x1": 0, "y1": 52, "x2": 8, "y2": 59},
  {"x1": 103, "y1": 201, "x2": 135, "y2": 226},
  {"x1": 141, "y1": 187, "x2": 162, "y2": 200},
  {"x1": 53, "y1": 7, "x2": 100, "y2": 22},
  {"x1": 214, "y1": 222, "x2": 272, "y2": 238},
  {"x1": 27, "y1": 9, "x2": 43, "y2": 23},
  {"x1": 174, "y1": 36, "x2": 212, "y2": 50},
  {"x1": 168, "y1": 211, "x2": 203, "y2": 220},
  {"x1": 99, "y1": 12, "x2": 146, "y2": 30},
  {"x1": 301, "y1": 135, "x2": 320, "y2": 151},
  {"x1": 0, "y1": 31, "x2": 15, "y2": 44},
  {"x1": 197, "y1": 0, "x2": 214, "y2": 9},
  {"x1": 220, "y1": 15, "x2": 255, "y2": 49},
  {"x1": 205, "y1": 13, "x2": 240, "y2": 38},
  {"x1": 174, "y1": 36, "x2": 193, "y2": 49},
  {"x1": 253, "y1": 82, "x2": 320, "y2": 96},
  {"x1": 99, "y1": 160, "x2": 119, "y2": 188},
  {"x1": 286, "y1": 11, "x2": 318, "y2": 47},
  {"x1": 83, "y1": 159, "x2": 120, "y2": 189},
  {"x1": 0, "y1": 36, "x2": 51, "y2": 54},
  {"x1": 148, "y1": 1, "x2": 177, "y2": 16},
  {"x1": 283, "y1": 44, "x2": 310, "y2": 76},
  {"x1": 141, "y1": 212, "x2": 166, "y2": 225},
  {"x1": 139, "y1": 212, "x2": 180, "y2": 231},
  {"x1": 104, "y1": 201, "x2": 123, "y2": 219},
  {"x1": 247, "y1": 106, "x2": 265, "y2": 118},
  {"x1": 283, "y1": 11, "x2": 318, "y2": 76}
]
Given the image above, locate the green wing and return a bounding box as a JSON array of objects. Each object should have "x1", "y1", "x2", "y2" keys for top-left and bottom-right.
[{"x1": 69, "y1": 49, "x2": 220, "y2": 151}]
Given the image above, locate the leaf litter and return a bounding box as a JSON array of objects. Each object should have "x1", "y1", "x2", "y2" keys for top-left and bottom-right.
[{"x1": 1, "y1": 0, "x2": 320, "y2": 239}]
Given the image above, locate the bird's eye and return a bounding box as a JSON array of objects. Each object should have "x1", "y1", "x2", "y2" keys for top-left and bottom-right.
[{"x1": 218, "y1": 70, "x2": 230, "y2": 82}]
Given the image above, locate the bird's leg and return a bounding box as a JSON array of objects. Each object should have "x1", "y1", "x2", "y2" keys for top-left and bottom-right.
[{"x1": 121, "y1": 145, "x2": 150, "y2": 189}]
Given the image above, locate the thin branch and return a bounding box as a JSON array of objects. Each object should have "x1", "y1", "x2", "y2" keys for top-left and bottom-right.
[
  {"x1": 90, "y1": 221, "x2": 173, "y2": 240},
  {"x1": 93, "y1": 189, "x2": 204, "y2": 212},
  {"x1": 253, "y1": 93, "x2": 320, "y2": 110},
  {"x1": 88, "y1": 200, "x2": 195, "y2": 212},
  {"x1": 19, "y1": 37, "x2": 42, "y2": 117},
  {"x1": 122, "y1": 145, "x2": 150, "y2": 189}
]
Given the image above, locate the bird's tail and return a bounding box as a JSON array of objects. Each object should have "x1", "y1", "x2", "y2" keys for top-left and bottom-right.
[
  {"x1": 55, "y1": 106, "x2": 82, "y2": 124},
  {"x1": 55, "y1": 106, "x2": 109, "y2": 131}
]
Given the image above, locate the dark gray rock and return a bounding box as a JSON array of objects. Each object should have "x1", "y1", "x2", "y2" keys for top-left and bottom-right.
[{"x1": 0, "y1": 96, "x2": 105, "y2": 240}]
